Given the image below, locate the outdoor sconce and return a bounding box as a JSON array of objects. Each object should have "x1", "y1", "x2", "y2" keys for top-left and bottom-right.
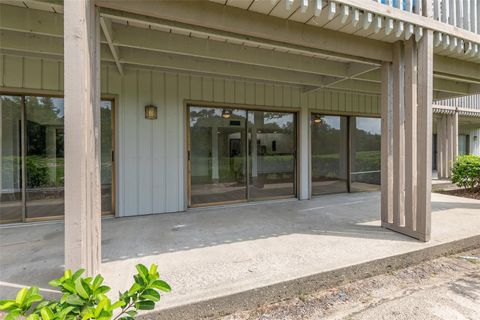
[
  {"x1": 145, "y1": 105, "x2": 158, "y2": 120},
  {"x1": 222, "y1": 109, "x2": 232, "y2": 119},
  {"x1": 474, "y1": 136, "x2": 478, "y2": 141},
  {"x1": 313, "y1": 114, "x2": 323, "y2": 124}
]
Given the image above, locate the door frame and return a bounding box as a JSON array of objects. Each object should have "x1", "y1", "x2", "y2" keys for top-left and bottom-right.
[
  {"x1": 185, "y1": 100, "x2": 299, "y2": 208},
  {"x1": 0, "y1": 89, "x2": 116, "y2": 223}
]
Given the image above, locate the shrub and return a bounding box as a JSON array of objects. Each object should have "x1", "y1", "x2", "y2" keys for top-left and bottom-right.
[
  {"x1": 451, "y1": 155, "x2": 480, "y2": 191},
  {"x1": 0, "y1": 264, "x2": 170, "y2": 320}
]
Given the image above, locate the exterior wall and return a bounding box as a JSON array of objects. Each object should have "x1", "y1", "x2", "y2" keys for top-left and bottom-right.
[
  {"x1": 0, "y1": 54, "x2": 381, "y2": 217},
  {"x1": 470, "y1": 129, "x2": 480, "y2": 156}
]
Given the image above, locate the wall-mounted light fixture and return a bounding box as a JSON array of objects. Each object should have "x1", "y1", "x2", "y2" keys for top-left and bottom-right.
[
  {"x1": 222, "y1": 109, "x2": 232, "y2": 119},
  {"x1": 145, "y1": 105, "x2": 158, "y2": 120},
  {"x1": 474, "y1": 136, "x2": 478, "y2": 141},
  {"x1": 313, "y1": 114, "x2": 323, "y2": 124}
]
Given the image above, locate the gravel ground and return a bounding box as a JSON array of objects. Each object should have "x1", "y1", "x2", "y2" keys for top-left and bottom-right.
[{"x1": 219, "y1": 249, "x2": 480, "y2": 320}]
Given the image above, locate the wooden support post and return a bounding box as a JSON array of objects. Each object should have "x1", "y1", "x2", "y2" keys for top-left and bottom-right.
[
  {"x1": 64, "y1": 0, "x2": 102, "y2": 275},
  {"x1": 392, "y1": 41, "x2": 405, "y2": 227},
  {"x1": 381, "y1": 62, "x2": 394, "y2": 225},
  {"x1": 416, "y1": 28, "x2": 433, "y2": 242},
  {"x1": 404, "y1": 38, "x2": 417, "y2": 231},
  {"x1": 381, "y1": 30, "x2": 432, "y2": 242},
  {"x1": 298, "y1": 106, "x2": 310, "y2": 200}
]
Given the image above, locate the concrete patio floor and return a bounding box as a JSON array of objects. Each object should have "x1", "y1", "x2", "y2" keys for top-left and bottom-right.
[{"x1": 1, "y1": 191, "x2": 479, "y2": 318}]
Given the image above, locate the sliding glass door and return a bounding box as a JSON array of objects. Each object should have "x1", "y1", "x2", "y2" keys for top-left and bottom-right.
[
  {"x1": 188, "y1": 105, "x2": 296, "y2": 207},
  {"x1": 311, "y1": 115, "x2": 348, "y2": 195},
  {"x1": 0, "y1": 94, "x2": 114, "y2": 223},
  {"x1": 311, "y1": 113, "x2": 381, "y2": 196},
  {"x1": 0, "y1": 96, "x2": 23, "y2": 223}
]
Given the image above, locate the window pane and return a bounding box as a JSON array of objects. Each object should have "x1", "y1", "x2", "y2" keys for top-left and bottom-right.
[
  {"x1": 350, "y1": 117, "x2": 381, "y2": 192},
  {"x1": 0, "y1": 96, "x2": 23, "y2": 223},
  {"x1": 25, "y1": 96, "x2": 65, "y2": 219},
  {"x1": 248, "y1": 111, "x2": 296, "y2": 200},
  {"x1": 189, "y1": 106, "x2": 247, "y2": 205},
  {"x1": 311, "y1": 114, "x2": 348, "y2": 195}
]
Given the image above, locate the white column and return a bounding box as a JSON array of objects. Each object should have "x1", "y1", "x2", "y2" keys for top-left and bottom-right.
[
  {"x1": 64, "y1": 0, "x2": 101, "y2": 275},
  {"x1": 298, "y1": 106, "x2": 310, "y2": 200}
]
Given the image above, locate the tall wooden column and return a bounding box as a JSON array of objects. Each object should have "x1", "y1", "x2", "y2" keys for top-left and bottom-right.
[
  {"x1": 436, "y1": 113, "x2": 458, "y2": 179},
  {"x1": 64, "y1": 0, "x2": 102, "y2": 275},
  {"x1": 381, "y1": 30, "x2": 433, "y2": 241}
]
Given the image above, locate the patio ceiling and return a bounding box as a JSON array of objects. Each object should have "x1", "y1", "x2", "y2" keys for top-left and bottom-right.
[{"x1": 1, "y1": 0, "x2": 480, "y2": 99}]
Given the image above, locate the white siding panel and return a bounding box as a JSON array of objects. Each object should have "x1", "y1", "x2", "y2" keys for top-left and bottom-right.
[
  {"x1": 152, "y1": 72, "x2": 166, "y2": 213},
  {"x1": 23, "y1": 58, "x2": 42, "y2": 89},
  {"x1": 42, "y1": 60, "x2": 59, "y2": 90},
  {"x1": 122, "y1": 70, "x2": 139, "y2": 216},
  {"x1": 137, "y1": 69, "x2": 153, "y2": 214},
  {"x1": 4, "y1": 56, "x2": 23, "y2": 88},
  {"x1": 165, "y1": 72, "x2": 179, "y2": 212}
]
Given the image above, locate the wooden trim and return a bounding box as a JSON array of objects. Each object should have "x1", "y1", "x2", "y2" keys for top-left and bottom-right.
[{"x1": 334, "y1": 0, "x2": 480, "y2": 45}]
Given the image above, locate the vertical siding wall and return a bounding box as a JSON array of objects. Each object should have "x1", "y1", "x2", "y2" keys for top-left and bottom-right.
[{"x1": 1, "y1": 54, "x2": 381, "y2": 216}]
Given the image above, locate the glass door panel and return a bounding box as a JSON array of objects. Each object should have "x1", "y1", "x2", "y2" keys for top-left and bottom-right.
[
  {"x1": 350, "y1": 117, "x2": 381, "y2": 192},
  {"x1": 248, "y1": 111, "x2": 296, "y2": 200},
  {"x1": 189, "y1": 106, "x2": 247, "y2": 206},
  {"x1": 0, "y1": 96, "x2": 23, "y2": 223},
  {"x1": 311, "y1": 114, "x2": 348, "y2": 195},
  {"x1": 25, "y1": 96, "x2": 65, "y2": 219},
  {"x1": 101, "y1": 100, "x2": 114, "y2": 213}
]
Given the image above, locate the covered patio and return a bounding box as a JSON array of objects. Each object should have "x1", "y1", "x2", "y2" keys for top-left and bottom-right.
[{"x1": 1, "y1": 191, "x2": 479, "y2": 317}]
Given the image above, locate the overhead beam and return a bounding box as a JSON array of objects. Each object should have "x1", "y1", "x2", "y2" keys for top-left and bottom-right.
[
  {"x1": 99, "y1": 17, "x2": 123, "y2": 75},
  {"x1": 110, "y1": 22, "x2": 353, "y2": 79},
  {"x1": 114, "y1": 47, "x2": 348, "y2": 90},
  {"x1": 0, "y1": 4, "x2": 63, "y2": 37},
  {"x1": 96, "y1": 1, "x2": 392, "y2": 63}
]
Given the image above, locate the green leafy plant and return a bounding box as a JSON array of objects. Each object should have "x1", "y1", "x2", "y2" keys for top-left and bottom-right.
[
  {"x1": 451, "y1": 155, "x2": 480, "y2": 191},
  {"x1": 0, "y1": 264, "x2": 170, "y2": 320}
]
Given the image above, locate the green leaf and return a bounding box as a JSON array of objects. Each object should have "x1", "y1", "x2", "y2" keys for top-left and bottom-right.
[
  {"x1": 134, "y1": 300, "x2": 155, "y2": 310},
  {"x1": 126, "y1": 310, "x2": 137, "y2": 317},
  {"x1": 74, "y1": 278, "x2": 89, "y2": 299},
  {"x1": 127, "y1": 283, "x2": 141, "y2": 296},
  {"x1": 35, "y1": 301, "x2": 50, "y2": 311},
  {"x1": 140, "y1": 289, "x2": 160, "y2": 302},
  {"x1": 62, "y1": 282, "x2": 76, "y2": 294},
  {"x1": 40, "y1": 306, "x2": 54, "y2": 320},
  {"x1": 95, "y1": 286, "x2": 110, "y2": 295},
  {"x1": 92, "y1": 275, "x2": 104, "y2": 291},
  {"x1": 57, "y1": 306, "x2": 76, "y2": 320},
  {"x1": 26, "y1": 314, "x2": 41, "y2": 320},
  {"x1": 94, "y1": 298, "x2": 109, "y2": 318},
  {"x1": 110, "y1": 301, "x2": 125, "y2": 311},
  {"x1": 64, "y1": 270, "x2": 72, "y2": 279},
  {"x1": 149, "y1": 264, "x2": 158, "y2": 276},
  {"x1": 133, "y1": 275, "x2": 145, "y2": 286},
  {"x1": 135, "y1": 264, "x2": 149, "y2": 281},
  {"x1": 15, "y1": 288, "x2": 28, "y2": 306},
  {"x1": 25, "y1": 294, "x2": 43, "y2": 307},
  {"x1": 119, "y1": 317, "x2": 134, "y2": 320},
  {"x1": 151, "y1": 280, "x2": 171, "y2": 292},
  {"x1": 5, "y1": 309, "x2": 21, "y2": 320},
  {"x1": 0, "y1": 300, "x2": 16, "y2": 311},
  {"x1": 65, "y1": 294, "x2": 84, "y2": 306},
  {"x1": 48, "y1": 279, "x2": 62, "y2": 288},
  {"x1": 71, "y1": 269, "x2": 85, "y2": 281}
]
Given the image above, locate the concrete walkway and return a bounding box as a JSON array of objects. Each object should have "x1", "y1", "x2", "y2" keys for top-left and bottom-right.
[{"x1": 1, "y1": 192, "x2": 479, "y2": 318}]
